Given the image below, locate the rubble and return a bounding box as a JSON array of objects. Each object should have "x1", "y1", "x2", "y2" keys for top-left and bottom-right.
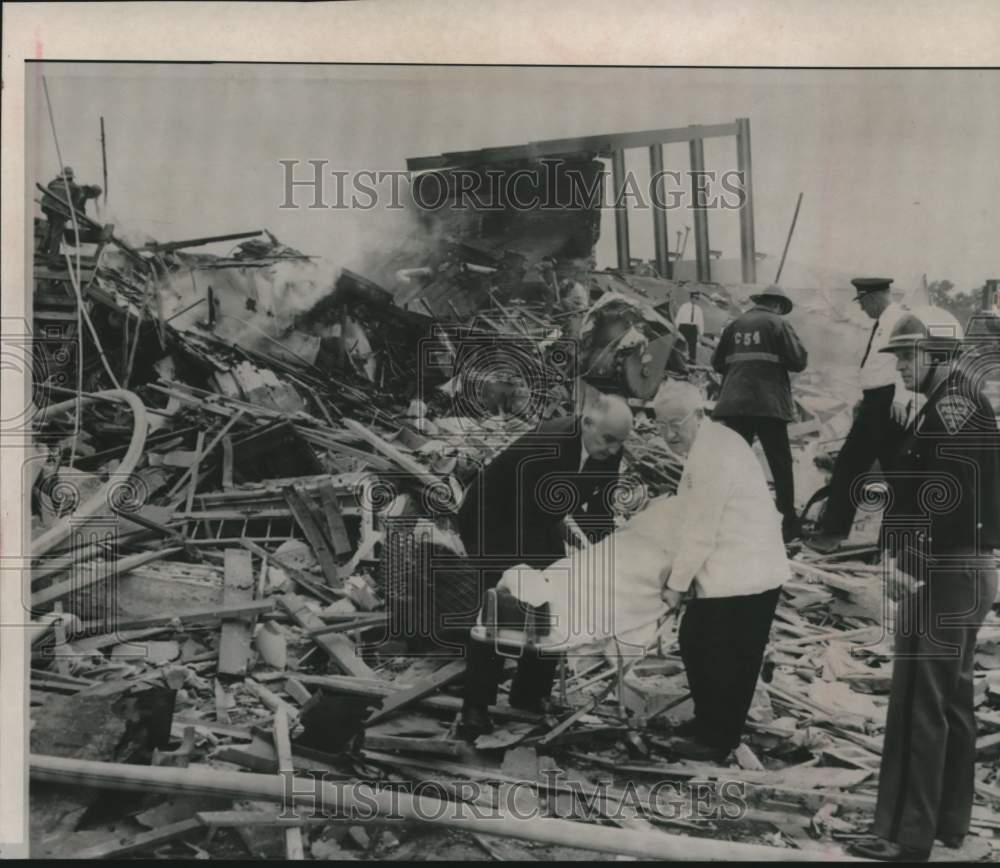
[{"x1": 26, "y1": 127, "x2": 1000, "y2": 863}]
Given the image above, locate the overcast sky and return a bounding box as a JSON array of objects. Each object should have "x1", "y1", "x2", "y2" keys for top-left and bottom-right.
[{"x1": 26, "y1": 63, "x2": 999, "y2": 293}]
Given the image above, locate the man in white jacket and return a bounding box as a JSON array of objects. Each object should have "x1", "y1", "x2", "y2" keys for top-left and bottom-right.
[{"x1": 656, "y1": 382, "x2": 790, "y2": 762}]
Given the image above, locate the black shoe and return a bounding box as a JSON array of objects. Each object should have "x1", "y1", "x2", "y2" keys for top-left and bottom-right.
[
  {"x1": 671, "y1": 718, "x2": 700, "y2": 738},
  {"x1": 849, "y1": 838, "x2": 930, "y2": 862},
  {"x1": 938, "y1": 834, "x2": 964, "y2": 849},
  {"x1": 667, "y1": 736, "x2": 729, "y2": 764},
  {"x1": 457, "y1": 705, "x2": 494, "y2": 741}
]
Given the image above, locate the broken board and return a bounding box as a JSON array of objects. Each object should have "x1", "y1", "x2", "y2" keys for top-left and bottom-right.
[{"x1": 218, "y1": 549, "x2": 256, "y2": 676}]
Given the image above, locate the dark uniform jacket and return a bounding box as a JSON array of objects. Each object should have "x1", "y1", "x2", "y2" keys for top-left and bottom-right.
[
  {"x1": 711, "y1": 306, "x2": 808, "y2": 421},
  {"x1": 457, "y1": 415, "x2": 622, "y2": 583},
  {"x1": 883, "y1": 367, "x2": 1000, "y2": 566},
  {"x1": 42, "y1": 176, "x2": 99, "y2": 218}
]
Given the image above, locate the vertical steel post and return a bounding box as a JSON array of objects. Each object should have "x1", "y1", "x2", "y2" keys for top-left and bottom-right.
[
  {"x1": 689, "y1": 137, "x2": 711, "y2": 282},
  {"x1": 649, "y1": 144, "x2": 671, "y2": 279},
  {"x1": 611, "y1": 150, "x2": 631, "y2": 272},
  {"x1": 736, "y1": 117, "x2": 757, "y2": 284}
]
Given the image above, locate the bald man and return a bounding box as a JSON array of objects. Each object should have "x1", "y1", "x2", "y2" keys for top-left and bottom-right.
[{"x1": 456, "y1": 394, "x2": 633, "y2": 737}]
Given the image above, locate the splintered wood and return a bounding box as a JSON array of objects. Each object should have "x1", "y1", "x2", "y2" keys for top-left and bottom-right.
[{"x1": 217, "y1": 549, "x2": 257, "y2": 677}]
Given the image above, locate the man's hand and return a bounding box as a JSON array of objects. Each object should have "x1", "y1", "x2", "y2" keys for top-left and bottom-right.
[
  {"x1": 661, "y1": 587, "x2": 684, "y2": 612},
  {"x1": 884, "y1": 558, "x2": 923, "y2": 601}
]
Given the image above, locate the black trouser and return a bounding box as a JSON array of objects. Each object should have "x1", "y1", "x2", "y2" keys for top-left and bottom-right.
[
  {"x1": 44, "y1": 215, "x2": 67, "y2": 263},
  {"x1": 678, "y1": 586, "x2": 781, "y2": 752},
  {"x1": 464, "y1": 638, "x2": 559, "y2": 711},
  {"x1": 461, "y1": 564, "x2": 559, "y2": 713},
  {"x1": 678, "y1": 323, "x2": 699, "y2": 365},
  {"x1": 719, "y1": 416, "x2": 797, "y2": 538},
  {"x1": 872, "y1": 564, "x2": 998, "y2": 851},
  {"x1": 820, "y1": 383, "x2": 897, "y2": 537}
]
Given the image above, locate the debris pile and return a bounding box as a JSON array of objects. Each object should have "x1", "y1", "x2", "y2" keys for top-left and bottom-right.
[{"x1": 27, "y1": 154, "x2": 1000, "y2": 861}]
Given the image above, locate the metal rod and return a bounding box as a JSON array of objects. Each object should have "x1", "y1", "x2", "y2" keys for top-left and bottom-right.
[
  {"x1": 688, "y1": 138, "x2": 711, "y2": 282},
  {"x1": 736, "y1": 117, "x2": 757, "y2": 284},
  {"x1": 99, "y1": 116, "x2": 108, "y2": 205},
  {"x1": 775, "y1": 192, "x2": 804, "y2": 285},
  {"x1": 649, "y1": 144, "x2": 671, "y2": 279},
  {"x1": 611, "y1": 150, "x2": 631, "y2": 271}
]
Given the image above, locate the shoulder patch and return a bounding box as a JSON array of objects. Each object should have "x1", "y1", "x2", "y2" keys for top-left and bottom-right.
[{"x1": 936, "y1": 394, "x2": 977, "y2": 434}]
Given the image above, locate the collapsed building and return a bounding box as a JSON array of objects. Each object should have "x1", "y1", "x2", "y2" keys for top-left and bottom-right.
[{"x1": 24, "y1": 120, "x2": 1000, "y2": 861}]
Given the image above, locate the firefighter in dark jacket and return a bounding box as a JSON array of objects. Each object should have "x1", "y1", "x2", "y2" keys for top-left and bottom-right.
[
  {"x1": 456, "y1": 394, "x2": 632, "y2": 737},
  {"x1": 711, "y1": 285, "x2": 808, "y2": 541},
  {"x1": 851, "y1": 307, "x2": 1000, "y2": 862},
  {"x1": 40, "y1": 166, "x2": 102, "y2": 265}
]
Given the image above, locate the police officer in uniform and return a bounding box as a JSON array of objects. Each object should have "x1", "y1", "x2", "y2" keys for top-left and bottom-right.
[
  {"x1": 808, "y1": 277, "x2": 908, "y2": 553},
  {"x1": 851, "y1": 307, "x2": 1000, "y2": 861},
  {"x1": 711, "y1": 285, "x2": 808, "y2": 542}
]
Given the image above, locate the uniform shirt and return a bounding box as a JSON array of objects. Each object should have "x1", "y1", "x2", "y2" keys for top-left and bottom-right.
[
  {"x1": 859, "y1": 302, "x2": 906, "y2": 391},
  {"x1": 667, "y1": 420, "x2": 790, "y2": 598},
  {"x1": 883, "y1": 367, "x2": 1000, "y2": 563},
  {"x1": 676, "y1": 301, "x2": 705, "y2": 332},
  {"x1": 711, "y1": 306, "x2": 808, "y2": 421}
]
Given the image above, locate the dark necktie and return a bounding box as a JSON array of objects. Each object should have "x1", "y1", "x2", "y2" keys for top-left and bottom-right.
[{"x1": 859, "y1": 319, "x2": 880, "y2": 369}]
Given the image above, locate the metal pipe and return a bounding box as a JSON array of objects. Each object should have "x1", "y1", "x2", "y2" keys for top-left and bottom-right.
[
  {"x1": 611, "y1": 150, "x2": 631, "y2": 272},
  {"x1": 649, "y1": 144, "x2": 671, "y2": 279},
  {"x1": 29, "y1": 755, "x2": 854, "y2": 861},
  {"x1": 688, "y1": 139, "x2": 711, "y2": 282},
  {"x1": 32, "y1": 390, "x2": 148, "y2": 558},
  {"x1": 735, "y1": 117, "x2": 757, "y2": 284},
  {"x1": 775, "y1": 192, "x2": 804, "y2": 285}
]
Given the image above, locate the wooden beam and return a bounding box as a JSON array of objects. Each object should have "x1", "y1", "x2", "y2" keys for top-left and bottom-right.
[
  {"x1": 279, "y1": 593, "x2": 375, "y2": 678},
  {"x1": 365, "y1": 660, "x2": 467, "y2": 726},
  {"x1": 273, "y1": 708, "x2": 306, "y2": 859},
  {"x1": 283, "y1": 485, "x2": 341, "y2": 585},
  {"x1": 317, "y1": 480, "x2": 352, "y2": 556},
  {"x1": 30, "y1": 755, "x2": 854, "y2": 861},
  {"x1": 238, "y1": 538, "x2": 339, "y2": 604},
  {"x1": 76, "y1": 600, "x2": 273, "y2": 636},
  {"x1": 218, "y1": 548, "x2": 256, "y2": 677},
  {"x1": 291, "y1": 673, "x2": 542, "y2": 723},
  {"x1": 74, "y1": 817, "x2": 203, "y2": 859}
]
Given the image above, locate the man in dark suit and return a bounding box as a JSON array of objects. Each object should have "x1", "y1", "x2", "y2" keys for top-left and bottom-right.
[{"x1": 456, "y1": 393, "x2": 633, "y2": 737}]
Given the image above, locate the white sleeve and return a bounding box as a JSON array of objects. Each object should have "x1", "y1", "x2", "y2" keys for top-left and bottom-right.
[{"x1": 666, "y1": 445, "x2": 733, "y2": 593}]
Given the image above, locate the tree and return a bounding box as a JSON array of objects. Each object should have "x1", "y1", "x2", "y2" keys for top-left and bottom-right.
[{"x1": 927, "y1": 279, "x2": 980, "y2": 328}]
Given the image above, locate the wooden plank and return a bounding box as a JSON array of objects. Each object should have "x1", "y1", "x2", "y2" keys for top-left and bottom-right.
[
  {"x1": 279, "y1": 594, "x2": 375, "y2": 679},
  {"x1": 238, "y1": 538, "x2": 339, "y2": 605},
  {"x1": 33, "y1": 755, "x2": 855, "y2": 862},
  {"x1": 292, "y1": 673, "x2": 542, "y2": 722},
  {"x1": 221, "y1": 435, "x2": 234, "y2": 490},
  {"x1": 219, "y1": 548, "x2": 257, "y2": 677},
  {"x1": 364, "y1": 734, "x2": 465, "y2": 759},
  {"x1": 273, "y1": 708, "x2": 305, "y2": 860},
  {"x1": 245, "y1": 678, "x2": 300, "y2": 725},
  {"x1": 74, "y1": 817, "x2": 203, "y2": 859},
  {"x1": 366, "y1": 660, "x2": 467, "y2": 726},
  {"x1": 283, "y1": 678, "x2": 313, "y2": 706},
  {"x1": 317, "y1": 480, "x2": 352, "y2": 555},
  {"x1": 283, "y1": 485, "x2": 341, "y2": 585},
  {"x1": 76, "y1": 599, "x2": 273, "y2": 635}
]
